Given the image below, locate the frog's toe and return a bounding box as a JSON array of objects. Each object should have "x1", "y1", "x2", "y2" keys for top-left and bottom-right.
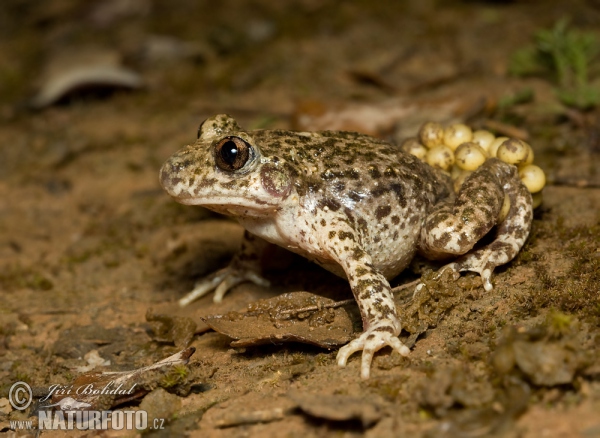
[
  {"x1": 433, "y1": 263, "x2": 461, "y2": 281},
  {"x1": 337, "y1": 327, "x2": 410, "y2": 379},
  {"x1": 178, "y1": 268, "x2": 270, "y2": 307},
  {"x1": 444, "y1": 258, "x2": 495, "y2": 291},
  {"x1": 213, "y1": 271, "x2": 269, "y2": 303},
  {"x1": 480, "y1": 268, "x2": 494, "y2": 292}
]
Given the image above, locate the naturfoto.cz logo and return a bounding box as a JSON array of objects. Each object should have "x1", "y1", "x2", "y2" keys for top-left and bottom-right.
[{"x1": 8, "y1": 381, "x2": 165, "y2": 431}]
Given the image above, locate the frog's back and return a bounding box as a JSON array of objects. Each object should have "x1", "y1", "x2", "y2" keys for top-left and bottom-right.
[
  {"x1": 253, "y1": 129, "x2": 447, "y2": 197},
  {"x1": 252, "y1": 129, "x2": 452, "y2": 278}
]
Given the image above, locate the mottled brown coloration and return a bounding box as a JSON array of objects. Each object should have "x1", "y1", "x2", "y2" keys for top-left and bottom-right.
[
  {"x1": 160, "y1": 115, "x2": 534, "y2": 379},
  {"x1": 375, "y1": 205, "x2": 392, "y2": 220}
]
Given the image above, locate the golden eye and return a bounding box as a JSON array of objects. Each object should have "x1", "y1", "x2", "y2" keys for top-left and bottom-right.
[{"x1": 214, "y1": 136, "x2": 251, "y2": 171}]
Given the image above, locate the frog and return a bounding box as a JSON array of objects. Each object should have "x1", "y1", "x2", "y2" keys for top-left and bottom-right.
[{"x1": 159, "y1": 114, "x2": 533, "y2": 379}]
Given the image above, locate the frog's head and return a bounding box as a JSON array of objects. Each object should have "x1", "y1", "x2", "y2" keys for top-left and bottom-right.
[{"x1": 160, "y1": 114, "x2": 296, "y2": 217}]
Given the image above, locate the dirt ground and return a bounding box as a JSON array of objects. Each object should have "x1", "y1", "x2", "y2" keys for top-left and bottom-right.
[{"x1": 1, "y1": 1, "x2": 600, "y2": 437}]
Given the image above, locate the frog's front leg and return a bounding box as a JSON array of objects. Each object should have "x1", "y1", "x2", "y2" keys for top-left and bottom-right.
[
  {"x1": 418, "y1": 158, "x2": 533, "y2": 291},
  {"x1": 178, "y1": 231, "x2": 270, "y2": 306},
  {"x1": 321, "y1": 220, "x2": 410, "y2": 379}
]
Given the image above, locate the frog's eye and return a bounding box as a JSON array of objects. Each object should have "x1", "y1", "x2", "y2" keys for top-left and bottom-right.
[{"x1": 214, "y1": 136, "x2": 252, "y2": 171}]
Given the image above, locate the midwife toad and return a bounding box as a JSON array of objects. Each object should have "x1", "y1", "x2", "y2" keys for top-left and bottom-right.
[{"x1": 159, "y1": 114, "x2": 533, "y2": 379}]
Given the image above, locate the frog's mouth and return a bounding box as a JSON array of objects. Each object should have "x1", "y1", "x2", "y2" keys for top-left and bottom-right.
[{"x1": 176, "y1": 197, "x2": 278, "y2": 218}]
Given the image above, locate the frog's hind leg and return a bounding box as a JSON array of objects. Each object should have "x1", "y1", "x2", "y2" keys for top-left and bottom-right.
[
  {"x1": 446, "y1": 175, "x2": 532, "y2": 291},
  {"x1": 418, "y1": 158, "x2": 533, "y2": 291}
]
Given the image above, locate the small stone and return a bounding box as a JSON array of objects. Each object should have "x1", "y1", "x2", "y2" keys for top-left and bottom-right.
[{"x1": 139, "y1": 388, "x2": 182, "y2": 426}]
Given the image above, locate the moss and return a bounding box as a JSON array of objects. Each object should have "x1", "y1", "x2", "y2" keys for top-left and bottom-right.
[
  {"x1": 509, "y1": 19, "x2": 600, "y2": 109},
  {"x1": 519, "y1": 220, "x2": 600, "y2": 319},
  {"x1": 0, "y1": 264, "x2": 54, "y2": 291},
  {"x1": 545, "y1": 310, "x2": 574, "y2": 338},
  {"x1": 513, "y1": 246, "x2": 537, "y2": 264},
  {"x1": 314, "y1": 353, "x2": 333, "y2": 366},
  {"x1": 366, "y1": 375, "x2": 409, "y2": 401},
  {"x1": 13, "y1": 371, "x2": 30, "y2": 383},
  {"x1": 160, "y1": 365, "x2": 189, "y2": 388}
]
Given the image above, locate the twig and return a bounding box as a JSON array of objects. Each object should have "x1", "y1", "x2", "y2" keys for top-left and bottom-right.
[
  {"x1": 278, "y1": 279, "x2": 423, "y2": 316},
  {"x1": 279, "y1": 299, "x2": 355, "y2": 315},
  {"x1": 483, "y1": 119, "x2": 530, "y2": 140},
  {"x1": 550, "y1": 178, "x2": 600, "y2": 189},
  {"x1": 391, "y1": 278, "x2": 422, "y2": 293}
]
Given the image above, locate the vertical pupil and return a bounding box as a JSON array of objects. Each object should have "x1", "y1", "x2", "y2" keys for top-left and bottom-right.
[
  {"x1": 215, "y1": 137, "x2": 250, "y2": 171},
  {"x1": 223, "y1": 142, "x2": 238, "y2": 163}
]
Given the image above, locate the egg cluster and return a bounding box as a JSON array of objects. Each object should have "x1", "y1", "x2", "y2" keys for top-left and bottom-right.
[{"x1": 401, "y1": 122, "x2": 545, "y2": 209}]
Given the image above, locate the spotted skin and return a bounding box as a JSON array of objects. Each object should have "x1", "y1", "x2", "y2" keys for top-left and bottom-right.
[
  {"x1": 160, "y1": 114, "x2": 534, "y2": 379},
  {"x1": 435, "y1": 160, "x2": 533, "y2": 291}
]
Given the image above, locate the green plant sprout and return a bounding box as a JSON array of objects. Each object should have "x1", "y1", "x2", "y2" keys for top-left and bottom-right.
[{"x1": 509, "y1": 19, "x2": 600, "y2": 110}]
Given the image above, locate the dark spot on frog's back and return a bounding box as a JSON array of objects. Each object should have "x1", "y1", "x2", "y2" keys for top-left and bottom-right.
[
  {"x1": 307, "y1": 181, "x2": 323, "y2": 193},
  {"x1": 390, "y1": 183, "x2": 407, "y2": 207},
  {"x1": 338, "y1": 231, "x2": 354, "y2": 241},
  {"x1": 346, "y1": 169, "x2": 360, "y2": 179},
  {"x1": 283, "y1": 163, "x2": 299, "y2": 178},
  {"x1": 318, "y1": 198, "x2": 341, "y2": 211},
  {"x1": 347, "y1": 191, "x2": 362, "y2": 202},
  {"x1": 357, "y1": 217, "x2": 368, "y2": 234},
  {"x1": 333, "y1": 181, "x2": 345, "y2": 192},
  {"x1": 368, "y1": 165, "x2": 382, "y2": 179},
  {"x1": 371, "y1": 186, "x2": 387, "y2": 198},
  {"x1": 384, "y1": 167, "x2": 396, "y2": 178},
  {"x1": 375, "y1": 205, "x2": 391, "y2": 219}
]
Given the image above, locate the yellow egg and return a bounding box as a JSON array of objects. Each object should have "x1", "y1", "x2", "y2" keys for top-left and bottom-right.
[
  {"x1": 472, "y1": 130, "x2": 495, "y2": 154},
  {"x1": 454, "y1": 142, "x2": 488, "y2": 171},
  {"x1": 532, "y1": 191, "x2": 543, "y2": 209},
  {"x1": 450, "y1": 164, "x2": 463, "y2": 179},
  {"x1": 488, "y1": 136, "x2": 509, "y2": 158},
  {"x1": 497, "y1": 194, "x2": 511, "y2": 222},
  {"x1": 426, "y1": 144, "x2": 455, "y2": 171},
  {"x1": 443, "y1": 123, "x2": 473, "y2": 150},
  {"x1": 453, "y1": 169, "x2": 472, "y2": 192},
  {"x1": 497, "y1": 138, "x2": 532, "y2": 165},
  {"x1": 401, "y1": 138, "x2": 428, "y2": 160},
  {"x1": 522, "y1": 146, "x2": 534, "y2": 165},
  {"x1": 418, "y1": 121, "x2": 445, "y2": 148},
  {"x1": 519, "y1": 164, "x2": 546, "y2": 193}
]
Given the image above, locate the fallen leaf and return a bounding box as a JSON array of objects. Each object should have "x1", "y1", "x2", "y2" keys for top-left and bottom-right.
[{"x1": 201, "y1": 291, "x2": 358, "y2": 348}]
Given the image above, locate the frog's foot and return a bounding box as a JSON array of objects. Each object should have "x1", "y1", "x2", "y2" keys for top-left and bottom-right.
[
  {"x1": 178, "y1": 267, "x2": 270, "y2": 307},
  {"x1": 443, "y1": 258, "x2": 494, "y2": 291},
  {"x1": 418, "y1": 159, "x2": 533, "y2": 294},
  {"x1": 337, "y1": 323, "x2": 410, "y2": 379},
  {"x1": 440, "y1": 234, "x2": 523, "y2": 292}
]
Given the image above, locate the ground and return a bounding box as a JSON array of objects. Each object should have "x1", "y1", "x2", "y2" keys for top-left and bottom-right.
[{"x1": 1, "y1": 1, "x2": 599, "y2": 437}]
